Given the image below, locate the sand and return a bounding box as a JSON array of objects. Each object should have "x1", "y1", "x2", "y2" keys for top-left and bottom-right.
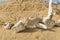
[{"x1": 0, "y1": 0, "x2": 60, "y2": 40}]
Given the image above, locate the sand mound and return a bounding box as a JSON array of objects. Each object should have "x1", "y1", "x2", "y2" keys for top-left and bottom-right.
[{"x1": 0, "y1": 0, "x2": 48, "y2": 24}]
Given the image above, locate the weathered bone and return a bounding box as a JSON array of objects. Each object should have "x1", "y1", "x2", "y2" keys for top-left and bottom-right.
[
  {"x1": 42, "y1": 12, "x2": 55, "y2": 28},
  {"x1": 29, "y1": 17, "x2": 42, "y2": 23},
  {"x1": 36, "y1": 23, "x2": 47, "y2": 29},
  {"x1": 44, "y1": 20, "x2": 55, "y2": 27},
  {"x1": 11, "y1": 18, "x2": 28, "y2": 32},
  {"x1": 56, "y1": 9, "x2": 60, "y2": 15},
  {"x1": 43, "y1": 0, "x2": 53, "y2": 23}
]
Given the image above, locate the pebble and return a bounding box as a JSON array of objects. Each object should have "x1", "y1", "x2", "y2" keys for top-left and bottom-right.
[{"x1": 4, "y1": 22, "x2": 12, "y2": 29}]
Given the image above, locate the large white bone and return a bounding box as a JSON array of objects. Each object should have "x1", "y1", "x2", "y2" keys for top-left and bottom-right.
[
  {"x1": 48, "y1": 0, "x2": 52, "y2": 15},
  {"x1": 12, "y1": 22, "x2": 25, "y2": 33}
]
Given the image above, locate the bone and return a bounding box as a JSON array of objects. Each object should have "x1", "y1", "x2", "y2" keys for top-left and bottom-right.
[
  {"x1": 29, "y1": 17, "x2": 42, "y2": 23},
  {"x1": 4, "y1": 22, "x2": 12, "y2": 29},
  {"x1": 42, "y1": 12, "x2": 55, "y2": 27},
  {"x1": 11, "y1": 22, "x2": 26, "y2": 33},
  {"x1": 42, "y1": 13, "x2": 55, "y2": 28},
  {"x1": 36, "y1": 23, "x2": 47, "y2": 29},
  {"x1": 43, "y1": 0, "x2": 53, "y2": 23}
]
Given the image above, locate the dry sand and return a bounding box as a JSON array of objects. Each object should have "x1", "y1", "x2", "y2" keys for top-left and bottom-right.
[{"x1": 0, "y1": 0, "x2": 60, "y2": 40}]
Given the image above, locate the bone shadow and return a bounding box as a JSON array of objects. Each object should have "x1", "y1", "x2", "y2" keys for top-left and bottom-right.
[
  {"x1": 17, "y1": 27, "x2": 56, "y2": 33},
  {"x1": 17, "y1": 28, "x2": 38, "y2": 33},
  {"x1": 37, "y1": 28, "x2": 55, "y2": 32},
  {"x1": 52, "y1": 25, "x2": 60, "y2": 28}
]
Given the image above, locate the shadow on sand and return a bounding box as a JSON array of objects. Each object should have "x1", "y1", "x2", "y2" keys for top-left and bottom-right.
[
  {"x1": 17, "y1": 28, "x2": 56, "y2": 33},
  {"x1": 15, "y1": 25, "x2": 60, "y2": 33}
]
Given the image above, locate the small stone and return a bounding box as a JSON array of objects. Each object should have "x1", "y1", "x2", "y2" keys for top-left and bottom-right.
[{"x1": 4, "y1": 22, "x2": 12, "y2": 29}]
